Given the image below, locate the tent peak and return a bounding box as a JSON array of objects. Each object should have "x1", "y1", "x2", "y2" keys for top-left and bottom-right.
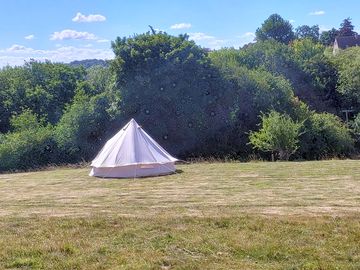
[
  {"x1": 130, "y1": 118, "x2": 143, "y2": 129},
  {"x1": 123, "y1": 118, "x2": 139, "y2": 130}
]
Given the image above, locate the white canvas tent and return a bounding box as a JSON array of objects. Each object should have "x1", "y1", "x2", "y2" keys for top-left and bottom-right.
[{"x1": 89, "y1": 119, "x2": 178, "y2": 178}]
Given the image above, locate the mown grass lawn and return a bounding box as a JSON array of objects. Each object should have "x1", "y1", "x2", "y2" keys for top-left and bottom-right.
[{"x1": 0, "y1": 160, "x2": 359, "y2": 269}]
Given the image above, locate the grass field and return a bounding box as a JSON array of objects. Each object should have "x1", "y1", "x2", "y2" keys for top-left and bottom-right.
[{"x1": 0, "y1": 160, "x2": 359, "y2": 269}]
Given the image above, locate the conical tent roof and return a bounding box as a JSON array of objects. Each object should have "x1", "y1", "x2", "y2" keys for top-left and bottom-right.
[{"x1": 90, "y1": 119, "x2": 178, "y2": 168}]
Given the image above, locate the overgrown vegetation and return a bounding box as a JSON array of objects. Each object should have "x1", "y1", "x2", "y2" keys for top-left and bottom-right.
[{"x1": 0, "y1": 15, "x2": 359, "y2": 171}]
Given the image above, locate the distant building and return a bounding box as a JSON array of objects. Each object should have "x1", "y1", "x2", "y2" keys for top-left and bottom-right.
[{"x1": 333, "y1": 35, "x2": 360, "y2": 54}]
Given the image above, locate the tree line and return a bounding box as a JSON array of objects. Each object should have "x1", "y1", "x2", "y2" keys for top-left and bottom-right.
[
  {"x1": 256, "y1": 14, "x2": 358, "y2": 46},
  {"x1": 0, "y1": 14, "x2": 359, "y2": 171}
]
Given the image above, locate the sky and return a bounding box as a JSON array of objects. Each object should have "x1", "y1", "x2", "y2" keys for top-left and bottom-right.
[{"x1": 0, "y1": 0, "x2": 359, "y2": 67}]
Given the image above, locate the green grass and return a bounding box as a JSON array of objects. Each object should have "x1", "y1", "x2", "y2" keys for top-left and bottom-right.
[{"x1": 0, "y1": 160, "x2": 359, "y2": 269}]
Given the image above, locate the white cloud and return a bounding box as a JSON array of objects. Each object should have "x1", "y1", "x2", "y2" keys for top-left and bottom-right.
[
  {"x1": 289, "y1": 19, "x2": 296, "y2": 24},
  {"x1": 193, "y1": 31, "x2": 255, "y2": 49},
  {"x1": 233, "y1": 32, "x2": 256, "y2": 47},
  {"x1": 97, "y1": 39, "x2": 110, "y2": 43},
  {"x1": 50, "y1": 29, "x2": 97, "y2": 40},
  {"x1": 309, "y1": 10, "x2": 325, "y2": 16},
  {"x1": 208, "y1": 39, "x2": 227, "y2": 48},
  {"x1": 188, "y1": 32, "x2": 215, "y2": 41},
  {"x1": 188, "y1": 32, "x2": 228, "y2": 49},
  {"x1": 170, "y1": 23, "x2": 192, "y2": 29},
  {"x1": 7, "y1": 44, "x2": 28, "y2": 52},
  {"x1": 238, "y1": 32, "x2": 255, "y2": 39},
  {"x1": 0, "y1": 44, "x2": 114, "y2": 67},
  {"x1": 72, "y1": 12, "x2": 106, "y2": 23},
  {"x1": 24, "y1": 34, "x2": 35, "y2": 40},
  {"x1": 4, "y1": 44, "x2": 52, "y2": 55}
]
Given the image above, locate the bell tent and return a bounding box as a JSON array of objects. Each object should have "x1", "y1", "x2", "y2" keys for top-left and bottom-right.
[{"x1": 89, "y1": 119, "x2": 178, "y2": 178}]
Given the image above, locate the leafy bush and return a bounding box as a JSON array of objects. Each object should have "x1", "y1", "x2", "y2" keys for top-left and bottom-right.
[
  {"x1": 0, "y1": 60, "x2": 86, "y2": 133},
  {"x1": 210, "y1": 41, "x2": 335, "y2": 112},
  {"x1": 9, "y1": 109, "x2": 44, "y2": 132},
  {"x1": 298, "y1": 113, "x2": 354, "y2": 159},
  {"x1": 291, "y1": 38, "x2": 338, "y2": 99},
  {"x1": 249, "y1": 111, "x2": 303, "y2": 160},
  {"x1": 54, "y1": 91, "x2": 112, "y2": 162},
  {"x1": 0, "y1": 111, "x2": 57, "y2": 171},
  {"x1": 331, "y1": 47, "x2": 360, "y2": 109},
  {"x1": 111, "y1": 32, "x2": 231, "y2": 156},
  {"x1": 208, "y1": 49, "x2": 303, "y2": 158}
]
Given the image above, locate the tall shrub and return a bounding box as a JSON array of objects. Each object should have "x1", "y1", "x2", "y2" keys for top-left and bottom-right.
[
  {"x1": 298, "y1": 113, "x2": 354, "y2": 159},
  {"x1": 54, "y1": 91, "x2": 111, "y2": 162},
  {"x1": 111, "y1": 32, "x2": 230, "y2": 156},
  {"x1": 0, "y1": 110, "x2": 56, "y2": 171},
  {"x1": 249, "y1": 111, "x2": 303, "y2": 160}
]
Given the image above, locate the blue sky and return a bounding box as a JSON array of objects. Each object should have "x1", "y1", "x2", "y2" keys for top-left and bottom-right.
[{"x1": 0, "y1": 0, "x2": 359, "y2": 67}]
